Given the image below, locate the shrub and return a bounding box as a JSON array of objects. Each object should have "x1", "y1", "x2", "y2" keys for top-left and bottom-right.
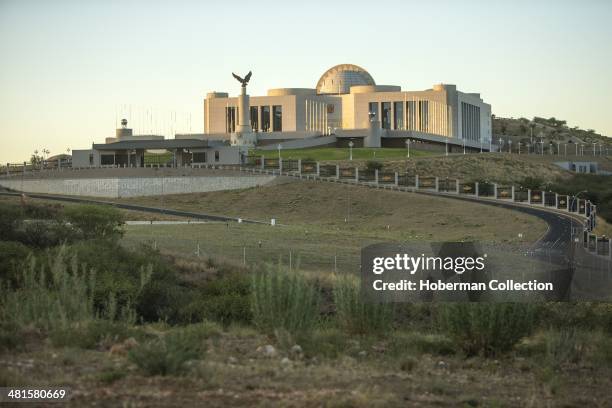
[
  {"x1": 251, "y1": 266, "x2": 320, "y2": 334},
  {"x1": 182, "y1": 273, "x2": 252, "y2": 326},
  {"x1": 128, "y1": 326, "x2": 208, "y2": 376},
  {"x1": 17, "y1": 220, "x2": 74, "y2": 248},
  {"x1": 0, "y1": 203, "x2": 23, "y2": 240},
  {"x1": 63, "y1": 205, "x2": 124, "y2": 240},
  {"x1": 298, "y1": 327, "x2": 350, "y2": 359},
  {"x1": 1, "y1": 249, "x2": 97, "y2": 331},
  {"x1": 436, "y1": 303, "x2": 538, "y2": 357},
  {"x1": 0, "y1": 322, "x2": 21, "y2": 353},
  {"x1": 365, "y1": 160, "x2": 383, "y2": 174},
  {"x1": 333, "y1": 276, "x2": 393, "y2": 335},
  {"x1": 0, "y1": 241, "x2": 31, "y2": 286}
]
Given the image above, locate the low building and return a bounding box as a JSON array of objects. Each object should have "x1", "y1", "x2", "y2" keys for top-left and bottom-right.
[{"x1": 72, "y1": 120, "x2": 247, "y2": 168}]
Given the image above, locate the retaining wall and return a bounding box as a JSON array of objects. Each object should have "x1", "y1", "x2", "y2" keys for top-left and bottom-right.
[{"x1": 0, "y1": 175, "x2": 276, "y2": 198}]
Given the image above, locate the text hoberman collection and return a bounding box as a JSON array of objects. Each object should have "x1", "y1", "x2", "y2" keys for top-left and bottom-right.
[{"x1": 373, "y1": 279, "x2": 554, "y2": 292}]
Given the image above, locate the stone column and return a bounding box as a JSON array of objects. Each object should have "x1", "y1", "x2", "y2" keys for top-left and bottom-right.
[
  {"x1": 494, "y1": 183, "x2": 498, "y2": 199},
  {"x1": 528, "y1": 189, "x2": 532, "y2": 204},
  {"x1": 298, "y1": 159, "x2": 302, "y2": 175},
  {"x1": 336, "y1": 165, "x2": 340, "y2": 179},
  {"x1": 395, "y1": 172, "x2": 399, "y2": 186},
  {"x1": 435, "y1": 177, "x2": 439, "y2": 192},
  {"x1": 475, "y1": 182, "x2": 479, "y2": 196},
  {"x1": 375, "y1": 169, "x2": 379, "y2": 185},
  {"x1": 355, "y1": 167, "x2": 359, "y2": 183},
  {"x1": 415, "y1": 174, "x2": 420, "y2": 189},
  {"x1": 316, "y1": 162, "x2": 320, "y2": 177}
]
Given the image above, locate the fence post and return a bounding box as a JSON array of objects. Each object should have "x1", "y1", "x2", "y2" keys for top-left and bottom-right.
[
  {"x1": 555, "y1": 193, "x2": 559, "y2": 208},
  {"x1": 298, "y1": 159, "x2": 302, "y2": 175},
  {"x1": 395, "y1": 172, "x2": 399, "y2": 187},
  {"x1": 528, "y1": 189, "x2": 532, "y2": 204},
  {"x1": 336, "y1": 165, "x2": 340, "y2": 180},
  {"x1": 455, "y1": 179, "x2": 460, "y2": 194},
  {"x1": 316, "y1": 162, "x2": 320, "y2": 177},
  {"x1": 415, "y1": 174, "x2": 420, "y2": 189},
  {"x1": 494, "y1": 183, "x2": 498, "y2": 199},
  {"x1": 475, "y1": 182, "x2": 479, "y2": 197},
  {"x1": 355, "y1": 167, "x2": 359, "y2": 183},
  {"x1": 279, "y1": 158, "x2": 283, "y2": 174},
  {"x1": 511, "y1": 185, "x2": 515, "y2": 201},
  {"x1": 375, "y1": 169, "x2": 379, "y2": 185},
  {"x1": 435, "y1": 177, "x2": 439, "y2": 192}
]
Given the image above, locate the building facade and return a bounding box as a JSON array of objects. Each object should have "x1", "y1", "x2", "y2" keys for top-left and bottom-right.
[{"x1": 204, "y1": 64, "x2": 492, "y2": 150}]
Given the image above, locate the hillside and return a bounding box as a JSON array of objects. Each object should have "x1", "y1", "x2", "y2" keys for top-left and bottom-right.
[{"x1": 492, "y1": 116, "x2": 612, "y2": 150}]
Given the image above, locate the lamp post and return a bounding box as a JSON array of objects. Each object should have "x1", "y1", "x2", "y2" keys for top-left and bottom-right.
[
  {"x1": 348, "y1": 140, "x2": 354, "y2": 161},
  {"x1": 499, "y1": 138, "x2": 504, "y2": 153},
  {"x1": 405, "y1": 139, "x2": 410, "y2": 158}
]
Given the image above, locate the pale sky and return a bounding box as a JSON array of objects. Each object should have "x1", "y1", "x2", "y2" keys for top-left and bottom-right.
[{"x1": 1, "y1": 0, "x2": 610, "y2": 163}]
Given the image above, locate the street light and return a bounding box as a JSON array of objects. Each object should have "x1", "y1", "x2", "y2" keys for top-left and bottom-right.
[
  {"x1": 348, "y1": 140, "x2": 354, "y2": 161},
  {"x1": 405, "y1": 139, "x2": 410, "y2": 158}
]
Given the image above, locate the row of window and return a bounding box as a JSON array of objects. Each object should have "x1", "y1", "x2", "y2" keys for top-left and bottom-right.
[
  {"x1": 368, "y1": 101, "x2": 430, "y2": 131},
  {"x1": 226, "y1": 106, "x2": 282, "y2": 133}
]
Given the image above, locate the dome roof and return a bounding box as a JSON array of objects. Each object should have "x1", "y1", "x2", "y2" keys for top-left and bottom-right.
[{"x1": 316, "y1": 64, "x2": 375, "y2": 95}]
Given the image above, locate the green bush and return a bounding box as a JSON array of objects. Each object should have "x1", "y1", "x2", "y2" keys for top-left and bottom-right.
[
  {"x1": 63, "y1": 205, "x2": 124, "y2": 240},
  {"x1": 365, "y1": 160, "x2": 383, "y2": 174},
  {"x1": 128, "y1": 326, "x2": 209, "y2": 376},
  {"x1": 251, "y1": 266, "x2": 320, "y2": 334},
  {"x1": 437, "y1": 303, "x2": 538, "y2": 357},
  {"x1": 0, "y1": 203, "x2": 23, "y2": 241},
  {"x1": 17, "y1": 220, "x2": 74, "y2": 248},
  {"x1": 333, "y1": 276, "x2": 393, "y2": 335},
  {"x1": 0, "y1": 241, "x2": 31, "y2": 286},
  {"x1": 0, "y1": 322, "x2": 22, "y2": 353},
  {"x1": 298, "y1": 327, "x2": 350, "y2": 359},
  {"x1": 182, "y1": 273, "x2": 252, "y2": 326},
  {"x1": 1, "y1": 249, "x2": 97, "y2": 331}
]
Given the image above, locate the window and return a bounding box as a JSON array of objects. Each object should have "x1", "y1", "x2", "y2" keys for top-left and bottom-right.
[
  {"x1": 272, "y1": 105, "x2": 282, "y2": 132},
  {"x1": 225, "y1": 106, "x2": 236, "y2": 133},
  {"x1": 250, "y1": 106, "x2": 258, "y2": 131},
  {"x1": 381, "y1": 102, "x2": 391, "y2": 129},
  {"x1": 368, "y1": 102, "x2": 378, "y2": 120},
  {"x1": 261, "y1": 106, "x2": 270, "y2": 132},
  {"x1": 214, "y1": 151, "x2": 220, "y2": 162},
  {"x1": 406, "y1": 101, "x2": 417, "y2": 130},
  {"x1": 461, "y1": 102, "x2": 481, "y2": 141},
  {"x1": 193, "y1": 152, "x2": 207, "y2": 163},
  {"x1": 393, "y1": 102, "x2": 404, "y2": 130},
  {"x1": 101, "y1": 155, "x2": 114, "y2": 165},
  {"x1": 418, "y1": 101, "x2": 429, "y2": 132},
  {"x1": 89, "y1": 154, "x2": 94, "y2": 165}
]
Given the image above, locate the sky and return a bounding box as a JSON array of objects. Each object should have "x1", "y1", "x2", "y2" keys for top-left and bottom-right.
[{"x1": 0, "y1": 0, "x2": 611, "y2": 163}]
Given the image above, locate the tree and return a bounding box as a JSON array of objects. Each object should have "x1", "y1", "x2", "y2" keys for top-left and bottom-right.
[{"x1": 63, "y1": 205, "x2": 124, "y2": 240}]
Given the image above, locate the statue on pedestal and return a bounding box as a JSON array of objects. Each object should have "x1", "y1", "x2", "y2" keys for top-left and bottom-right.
[{"x1": 230, "y1": 71, "x2": 257, "y2": 146}]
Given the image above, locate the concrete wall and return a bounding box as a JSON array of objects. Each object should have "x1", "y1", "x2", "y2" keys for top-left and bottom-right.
[
  {"x1": 0, "y1": 175, "x2": 276, "y2": 198},
  {"x1": 259, "y1": 135, "x2": 337, "y2": 150}
]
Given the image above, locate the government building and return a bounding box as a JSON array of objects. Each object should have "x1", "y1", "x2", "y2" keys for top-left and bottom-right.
[{"x1": 204, "y1": 63, "x2": 492, "y2": 151}]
